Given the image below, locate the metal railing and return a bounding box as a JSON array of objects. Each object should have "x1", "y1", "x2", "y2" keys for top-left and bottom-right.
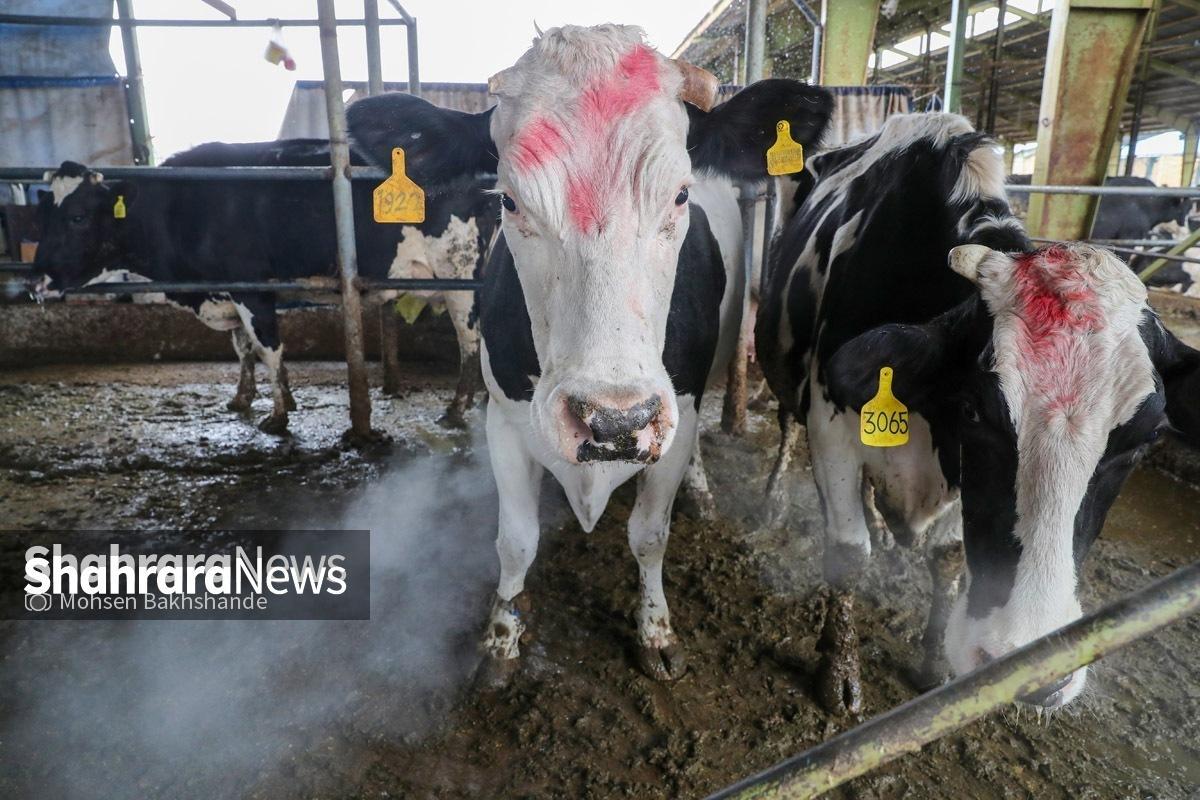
[{"x1": 708, "y1": 559, "x2": 1200, "y2": 800}]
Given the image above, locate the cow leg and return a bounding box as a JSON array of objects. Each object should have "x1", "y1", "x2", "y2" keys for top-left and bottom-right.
[
  {"x1": 438, "y1": 290, "x2": 481, "y2": 429},
  {"x1": 226, "y1": 327, "x2": 258, "y2": 412},
  {"x1": 861, "y1": 476, "x2": 894, "y2": 551},
  {"x1": 628, "y1": 403, "x2": 697, "y2": 681},
  {"x1": 235, "y1": 296, "x2": 290, "y2": 435},
  {"x1": 379, "y1": 301, "x2": 403, "y2": 396},
  {"x1": 916, "y1": 505, "x2": 964, "y2": 690},
  {"x1": 809, "y1": 413, "x2": 869, "y2": 715},
  {"x1": 477, "y1": 400, "x2": 544, "y2": 689},
  {"x1": 763, "y1": 410, "x2": 801, "y2": 528},
  {"x1": 679, "y1": 440, "x2": 717, "y2": 521}
]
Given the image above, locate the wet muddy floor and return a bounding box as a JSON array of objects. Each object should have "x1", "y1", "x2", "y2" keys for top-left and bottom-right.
[{"x1": 0, "y1": 360, "x2": 1198, "y2": 799}]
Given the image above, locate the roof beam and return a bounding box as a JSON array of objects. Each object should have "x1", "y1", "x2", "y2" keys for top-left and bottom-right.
[{"x1": 1150, "y1": 58, "x2": 1200, "y2": 87}]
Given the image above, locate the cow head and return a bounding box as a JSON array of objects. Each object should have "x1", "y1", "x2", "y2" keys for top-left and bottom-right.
[
  {"x1": 348, "y1": 24, "x2": 831, "y2": 465},
  {"x1": 32, "y1": 162, "x2": 137, "y2": 298},
  {"x1": 828, "y1": 243, "x2": 1200, "y2": 707}
]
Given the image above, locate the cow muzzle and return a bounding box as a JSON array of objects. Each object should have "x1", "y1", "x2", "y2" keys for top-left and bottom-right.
[{"x1": 552, "y1": 387, "x2": 675, "y2": 465}]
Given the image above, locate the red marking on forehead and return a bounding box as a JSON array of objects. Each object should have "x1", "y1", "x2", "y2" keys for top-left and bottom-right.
[
  {"x1": 509, "y1": 45, "x2": 665, "y2": 235},
  {"x1": 1011, "y1": 246, "x2": 1104, "y2": 417}
]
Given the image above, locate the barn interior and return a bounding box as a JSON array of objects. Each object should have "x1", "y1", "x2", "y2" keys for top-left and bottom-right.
[{"x1": 2, "y1": 2, "x2": 1200, "y2": 799}]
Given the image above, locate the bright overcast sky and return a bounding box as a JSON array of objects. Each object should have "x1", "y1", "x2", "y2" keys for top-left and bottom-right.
[{"x1": 111, "y1": 0, "x2": 717, "y2": 160}]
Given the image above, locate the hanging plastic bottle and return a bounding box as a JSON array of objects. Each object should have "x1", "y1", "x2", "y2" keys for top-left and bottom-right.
[{"x1": 264, "y1": 22, "x2": 297, "y2": 71}]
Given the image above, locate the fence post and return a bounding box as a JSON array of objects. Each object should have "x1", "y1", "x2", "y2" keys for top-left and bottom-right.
[{"x1": 318, "y1": 0, "x2": 373, "y2": 439}]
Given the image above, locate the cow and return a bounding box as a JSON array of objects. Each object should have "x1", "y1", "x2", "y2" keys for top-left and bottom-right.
[
  {"x1": 348, "y1": 24, "x2": 833, "y2": 685},
  {"x1": 1008, "y1": 173, "x2": 1191, "y2": 244},
  {"x1": 758, "y1": 113, "x2": 1200, "y2": 715},
  {"x1": 30, "y1": 138, "x2": 498, "y2": 432}
]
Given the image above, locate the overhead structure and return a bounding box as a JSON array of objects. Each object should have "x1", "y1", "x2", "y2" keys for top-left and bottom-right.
[
  {"x1": 820, "y1": 0, "x2": 881, "y2": 84},
  {"x1": 1026, "y1": 0, "x2": 1153, "y2": 240}
]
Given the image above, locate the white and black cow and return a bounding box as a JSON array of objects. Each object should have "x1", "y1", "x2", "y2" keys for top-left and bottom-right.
[
  {"x1": 758, "y1": 113, "x2": 1200, "y2": 714},
  {"x1": 32, "y1": 139, "x2": 498, "y2": 432},
  {"x1": 349, "y1": 24, "x2": 833, "y2": 684}
]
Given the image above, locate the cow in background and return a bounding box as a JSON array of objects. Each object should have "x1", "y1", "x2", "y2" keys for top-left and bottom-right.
[
  {"x1": 758, "y1": 114, "x2": 1200, "y2": 714},
  {"x1": 32, "y1": 140, "x2": 497, "y2": 432},
  {"x1": 350, "y1": 24, "x2": 833, "y2": 685}
]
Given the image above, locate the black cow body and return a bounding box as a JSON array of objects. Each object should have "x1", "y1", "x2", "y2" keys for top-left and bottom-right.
[
  {"x1": 34, "y1": 139, "x2": 498, "y2": 432},
  {"x1": 758, "y1": 113, "x2": 1200, "y2": 714}
]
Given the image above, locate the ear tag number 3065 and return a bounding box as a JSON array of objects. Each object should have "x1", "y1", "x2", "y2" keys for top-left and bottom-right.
[
  {"x1": 860, "y1": 367, "x2": 909, "y2": 447},
  {"x1": 766, "y1": 120, "x2": 805, "y2": 176},
  {"x1": 373, "y1": 147, "x2": 425, "y2": 224}
]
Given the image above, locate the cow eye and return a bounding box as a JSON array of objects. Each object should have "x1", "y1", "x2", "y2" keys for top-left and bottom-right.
[
  {"x1": 70, "y1": 214, "x2": 86, "y2": 224},
  {"x1": 501, "y1": 193, "x2": 518, "y2": 213},
  {"x1": 675, "y1": 187, "x2": 689, "y2": 206},
  {"x1": 960, "y1": 399, "x2": 981, "y2": 423}
]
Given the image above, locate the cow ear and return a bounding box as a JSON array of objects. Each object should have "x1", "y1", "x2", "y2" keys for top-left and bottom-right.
[
  {"x1": 1147, "y1": 318, "x2": 1200, "y2": 447},
  {"x1": 685, "y1": 79, "x2": 832, "y2": 181},
  {"x1": 347, "y1": 93, "x2": 497, "y2": 188},
  {"x1": 826, "y1": 296, "x2": 989, "y2": 415},
  {"x1": 36, "y1": 189, "x2": 51, "y2": 204}
]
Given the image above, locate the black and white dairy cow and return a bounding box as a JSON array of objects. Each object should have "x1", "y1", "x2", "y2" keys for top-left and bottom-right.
[
  {"x1": 349, "y1": 24, "x2": 833, "y2": 683},
  {"x1": 32, "y1": 139, "x2": 497, "y2": 432},
  {"x1": 758, "y1": 113, "x2": 1200, "y2": 714}
]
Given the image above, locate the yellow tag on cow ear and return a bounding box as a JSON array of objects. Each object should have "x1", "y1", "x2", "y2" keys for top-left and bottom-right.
[
  {"x1": 766, "y1": 120, "x2": 805, "y2": 176},
  {"x1": 860, "y1": 367, "x2": 910, "y2": 447},
  {"x1": 373, "y1": 147, "x2": 425, "y2": 223},
  {"x1": 113, "y1": 195, "x2": 127, "y2": 219}
]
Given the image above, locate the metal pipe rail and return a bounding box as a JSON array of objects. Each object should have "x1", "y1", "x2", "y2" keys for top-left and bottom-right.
[
  {"x1": 707, "y1": 559, "x2": 1200, "y2": 800},
  {"x1": 0, "y1": 13, "x2": 410, "y2": 28},
  {"x1": 54, "y1": 279, "x2": 482, "y2": 294},
  {"x1": 0, "y1": 166, "x2": 388, "y2": 182},
  {"x1": 1007, "y1": 184, "x2": 1200, "y2": 198}
]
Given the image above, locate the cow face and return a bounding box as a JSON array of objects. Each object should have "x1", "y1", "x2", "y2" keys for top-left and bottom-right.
[
  {"x1": 32, "y1": 163, "x2": 135, "y2": 297},
  {"x1": 829, "y1": 243, "x2": 1200, "y2": 707},
  {"x1": 347, "y1": 24, "x2": 831, "y2": 466}
]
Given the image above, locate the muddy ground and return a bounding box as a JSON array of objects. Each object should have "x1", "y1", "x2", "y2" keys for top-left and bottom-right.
[{"x1": 0, "y1": 360, "x2": 1198, "y2": 800}]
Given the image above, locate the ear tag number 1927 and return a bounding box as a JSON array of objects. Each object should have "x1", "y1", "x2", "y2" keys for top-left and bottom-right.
[
  {"x1": 766, "y1": 120, "x2": 805, "y2": 176},
  {"x1": 860, "y1": 367, "x2": 909, "y2": 447},
  {"x1": 373, "y1": 146, "x2": 425, "y2": 224}
]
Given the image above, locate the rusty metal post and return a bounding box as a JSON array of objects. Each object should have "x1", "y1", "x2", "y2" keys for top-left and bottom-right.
[
  {"x1": 1026, "y1": 0, "x2": 1153, "y2": 241},
  {"x1": 722, "y1": 184, "x2": 759, "y2": 435},
  {"x1": 115, "y1": 0, "x2": 154, "y2": 165},
  {"x1": 1183, "y1": 122, "x2": 1198, "y2": 187},
  {"x1": 318, "y1": 0, "x2": 373, "y2": 438},
  {"x1": 820, "y1": 0, "x2": 881, "y2": 85},
  {"x1": 708, "y1": 559, "x2": 1200, "y2": 800}
]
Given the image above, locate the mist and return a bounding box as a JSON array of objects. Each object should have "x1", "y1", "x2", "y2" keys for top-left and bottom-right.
[{"x1": 0, "y1": 429, "x2": 500, "y2": 799}]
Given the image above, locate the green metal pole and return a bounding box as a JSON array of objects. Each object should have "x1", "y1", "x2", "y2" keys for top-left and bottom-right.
[
  {"x1": 115, "y1": 0, "x2": 153, "y2": 165},
  {"x1": 820, "y1": 0, "x2": 880, "y2": 85},
  {"x1": 1027, "y1": 0, "x2": 1153, "y2": 241},
  {"x1": 1139, "y1": 225, "x2": 1200, "y2": 282},
  {"x1": 707, "y1": 560, "x2": 1200, "y2": 800},
  {"x1": 1182, "y1": 122, "x2": 1198, "y2": 188},
  {"x1": 944, "y1": 0, "x2": 969, "y2": 113}
]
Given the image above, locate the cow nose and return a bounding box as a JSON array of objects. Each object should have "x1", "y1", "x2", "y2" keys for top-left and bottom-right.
[
  {"x1": 563, "y1": 393, "x2": 665, "y2": 464},
  {"x1": 1018, "y1": 674, "x2": 1072, "y2": 708}
]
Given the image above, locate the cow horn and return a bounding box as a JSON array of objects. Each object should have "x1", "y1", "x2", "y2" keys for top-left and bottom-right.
[
  {"x1": 673, "y1": 59, "x2": 719, "y2": 112},
  {"x1": 948, "y1": 244, "x2": 992, "y2": 283}
]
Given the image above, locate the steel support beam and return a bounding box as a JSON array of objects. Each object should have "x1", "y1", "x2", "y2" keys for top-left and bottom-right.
[
  {"x1": 819, "y1": 0, "x2": 880, "y2": 85},
  {"x1": 723, "y1": 0, "x2": 767, "y2": 437},
  {"x1": 1183, "y1": 123, "x2": 1199, "y2": 187},
  {"x1": 318, "y1": 0, "x2": 374, "y2": 439},
  {"x1": 944, "y1": 0, "x2": 970, "y2": 113},
  {"x1": 1027, "y1": 0, "x2": 1154, "y2": 241},
  {"x1": 115, "y1": 0, "x2": 153, "y2": 165}
]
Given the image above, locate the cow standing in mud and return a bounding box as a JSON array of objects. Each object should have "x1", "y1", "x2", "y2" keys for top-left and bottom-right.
[
  {"x1": 349, "y1": 24, "x2": 832, "y2": 683},
  {"x1": 757, "y1": 113, "x2": 1200, "y2": 714},
  {"x1": 32, "y1": 139, "x2": 497, "y2": 432}
]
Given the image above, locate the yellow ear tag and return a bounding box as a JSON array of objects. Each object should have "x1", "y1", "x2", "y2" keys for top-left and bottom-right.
[
  {"x1": 860, "y1": 367, "x2": 910, "y2": 447},
  {"x1": 113, "y1": 195, "x2": 127, "y2": 219},
  {"x1": 373, "y1": 147, "x2": 425, "y2": 223},
  {"x1": 766, "y1": 120, "x2": 805, "y2": 176}
]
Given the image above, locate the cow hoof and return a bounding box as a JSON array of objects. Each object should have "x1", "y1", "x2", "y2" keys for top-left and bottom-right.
[
  {"x1": 637, "y1": 641, "x2": 687, "y2": 682},
  {"x1": 437, "y1": 410, "x2": 468, "y2": 430},
  {"x1": 258, "y1": 414, "x2": 289, "y2": 435},
  {"x1": 816, "y1": 649, "x2": 863, "y2": 715},
  {"x1": 475, "y1": 655, "x2": 519, "y2": 691},
  {"x1": 283, "y1": 394, "x2": 298, "y2": 412},
  {"x1": 226, "y1": 396, "x2": 253, "y2": 413}
]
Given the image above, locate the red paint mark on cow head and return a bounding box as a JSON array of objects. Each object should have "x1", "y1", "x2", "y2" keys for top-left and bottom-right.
[
  {"x1": 508, "y1": 45, "x2": 665, "y2": 236},
  {"x1": 1011, "y1": 245, "x2": 1105, "y2": 418}
]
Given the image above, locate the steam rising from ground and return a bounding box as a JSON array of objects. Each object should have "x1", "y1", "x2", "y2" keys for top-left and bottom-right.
[{"x1": 0, "y1": 431, "x2": 499, "y2": 799}]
